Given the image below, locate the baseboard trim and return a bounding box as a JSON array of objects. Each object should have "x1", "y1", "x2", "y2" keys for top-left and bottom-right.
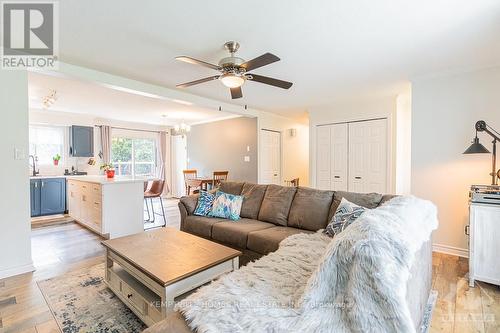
[
  {"x1": 0, "y1": 262, "x2": 35, "y2": 280},
  {"x1": 432, "y1": 243, "x2": 469, "y2": 258}
]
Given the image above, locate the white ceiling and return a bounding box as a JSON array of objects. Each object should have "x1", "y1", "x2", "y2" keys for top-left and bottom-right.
[
  {"x1": 28, "y1": 72, "x2": 238, "y2": 125},
  {"x1": 55, "y1": 0, "x2": 500, "y2": 118}
]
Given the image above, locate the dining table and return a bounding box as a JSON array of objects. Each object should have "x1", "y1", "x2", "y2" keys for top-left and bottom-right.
[{"x1": 185, "y1": 176, "x2": 213, "y2": 194}]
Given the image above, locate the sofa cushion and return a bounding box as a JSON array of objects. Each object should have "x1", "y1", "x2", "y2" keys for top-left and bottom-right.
[
  {"x1": 211, "y1": 218, "x2": 275, "y2": 249},
  {"x1": 183, "y1": 215, "x2": 226, "y2": 239},
  {"x1": 258, "y1": 185, "x2": 297, "y2": 226},
  {"x1": 328, "y1": 191, "x2": 383, "y2": 221},
  {"x1": 380, "y1": 194, "x2": 397, "y2": 205},
  {"x1": 288, "y1": 187, "x2": 334, "y2": 231},
  {"x1": 219, "y1": 181, "x2": 244, "y2": 195},
  {"x1": 240, "y1": 183, "x2": 268, "y2": 219},
  {"x1": 247, "y1": 226, "x2": 314, "y2": 255},
  {"x1": 180, "y1": 194, "x2": 199, "y2": 215}
]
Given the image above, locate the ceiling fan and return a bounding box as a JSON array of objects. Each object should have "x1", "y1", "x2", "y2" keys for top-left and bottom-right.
[{"x1": 175, "y1": 41, "x2": 293, "y2": 99}]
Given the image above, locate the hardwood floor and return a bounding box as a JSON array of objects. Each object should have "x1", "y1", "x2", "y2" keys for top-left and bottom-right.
[
  {"x1": 431, "y1": 252, "x2": 500, "y2": 332},
  {"x1": 1, "y1": 199, "x2": 498, "y2": 333}
]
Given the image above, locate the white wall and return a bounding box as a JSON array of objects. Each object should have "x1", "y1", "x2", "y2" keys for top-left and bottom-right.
[
  {"x1": 411, "y1": 67, "x2": 500, "y2": 256},
  {"x1": 257, "y1": 112, "x2": 309, "y2": 186},
  {"x1": 0, "y1": 71, "x2": 34, "y2": 279},
  {"x1": 395, "y1": 92, "x2": 412, "y2": 194},
  {"x1": 309, "y1": 97, "x2": 400, "y2": 192}
]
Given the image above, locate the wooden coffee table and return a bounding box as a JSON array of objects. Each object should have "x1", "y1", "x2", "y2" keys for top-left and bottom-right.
[{"x1": 102, "y1": 227, "x2": 241, "y2": 326}]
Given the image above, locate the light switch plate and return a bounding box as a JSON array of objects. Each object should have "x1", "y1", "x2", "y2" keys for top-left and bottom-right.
[{"x1": 244, "y1": 156, "x2": 250, "y2": 162}]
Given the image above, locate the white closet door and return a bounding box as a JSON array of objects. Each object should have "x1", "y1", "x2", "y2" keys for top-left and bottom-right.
[
  {"x1": 316, "y1": 126, "x2": 331, "y2": 190},
  {"x1": 260, "y1": 130, "x2": 281, "y2": 185},
  {"x1": 348, "y1": 119, "x2": 387, "y2": 193},
  {"x1": 330, "y1": 123, "x2": 348, "y2": 191}
]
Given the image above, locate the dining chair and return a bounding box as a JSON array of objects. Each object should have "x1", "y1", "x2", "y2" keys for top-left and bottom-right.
[
  {"x1": 285, "y1": 178, "x2": 300, "y2": 187},
  {"x1": 212, "y1": 171, "x2": 229, "y2": 189},
  {"x1": 183, "y1": 169, "x2": 199, "y2": 195},
  {"x1": 144, "y1": 180, "x2": 166, "y2": 227}
]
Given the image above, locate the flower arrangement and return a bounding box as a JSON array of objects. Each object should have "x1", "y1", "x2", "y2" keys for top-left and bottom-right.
[
  {"x1": 53, "y1": 154, "x2": 61, "y2": 166},
  {"x1": 100, "y1": 163, "x2": 115, "y2": 178}
]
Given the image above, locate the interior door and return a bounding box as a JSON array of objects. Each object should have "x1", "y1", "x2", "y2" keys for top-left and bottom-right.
[
  {"x1": 171, "y1": 135, "x2": 187, "y2": 198},
  {"x1": 316, "y1": 126, "x2": 331, "y2": 190},
  {"x1": 260, "y1": 130, "x2": 281, "y2": 185},
  {"x1": 348, "y1": 119, "x2": 387, "y2": 193},
  {"x1": 330, "y1": 123, "x2": 348, "y2": 191}
]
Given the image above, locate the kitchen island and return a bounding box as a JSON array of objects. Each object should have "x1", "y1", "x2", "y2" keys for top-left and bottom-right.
[{"x1": 67, "y1": 176, "x2": 145, "y2": 239}]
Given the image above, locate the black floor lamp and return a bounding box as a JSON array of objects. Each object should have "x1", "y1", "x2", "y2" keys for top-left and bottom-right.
[{"x1": 463, "y1": 120, "x2": 500, "y2": 186}]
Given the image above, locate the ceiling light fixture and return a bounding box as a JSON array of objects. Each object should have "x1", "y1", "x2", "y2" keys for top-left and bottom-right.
[
  {"x1": 173, "y1": 122, "x2": 191, "y2": 137},
  {"x1": 219, "y1": 73, "x2": 245, "y2": 88},
  {"x1": 42, "y1": 89, "x2": 57, "y2": 109}
]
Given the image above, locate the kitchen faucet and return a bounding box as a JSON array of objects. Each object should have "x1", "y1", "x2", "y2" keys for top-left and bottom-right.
[{"x1": 29, "y1": 155, "x2": 39, "y2": 177}]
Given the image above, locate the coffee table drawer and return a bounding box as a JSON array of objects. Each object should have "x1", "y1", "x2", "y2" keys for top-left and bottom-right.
[{"x1": 122, "y1": 283, "x2": 147, "y2": 315}]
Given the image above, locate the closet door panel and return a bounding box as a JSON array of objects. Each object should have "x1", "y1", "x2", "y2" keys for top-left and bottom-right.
[
  {"x1": 330, "y1": 123, "x2": 348, "y2": 191},
  {"x1": 348, "y1": 119, "x2": 387, "y2": 193},
  {"x1": 365, "y1": 119, "x2": 387, "y2": 193},
  {"x1": 316, "y1": 126, "x2": 331, "y2": 190},
  {"x1": 348, "y1": 122, "x2": 366, "y2": 193}
]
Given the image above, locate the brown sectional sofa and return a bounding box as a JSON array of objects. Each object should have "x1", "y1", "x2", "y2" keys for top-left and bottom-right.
[
  {"x1": 179, "y1": 181, "x2": 395, "y2": 265},
  {"x1": 147, "y1": 182, "x2": 432, "y2": 333}
]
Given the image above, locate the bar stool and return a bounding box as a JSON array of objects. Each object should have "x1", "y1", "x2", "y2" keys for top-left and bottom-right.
[{"x1": 144, "y1": 180, "x2": 166, "y2": 226}]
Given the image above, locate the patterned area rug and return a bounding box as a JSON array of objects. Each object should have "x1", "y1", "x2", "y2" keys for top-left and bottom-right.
[{"x1": 38, "y1": 263, "x2": 146, "y2": 333}]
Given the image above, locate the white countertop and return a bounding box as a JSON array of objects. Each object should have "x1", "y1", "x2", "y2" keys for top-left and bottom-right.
[
  {"x1": 30, "y1": 175, "x2": 68, "y2": 179},
  {"x1": 66, "y1": 175, "x2": 147, "y2": 185}
]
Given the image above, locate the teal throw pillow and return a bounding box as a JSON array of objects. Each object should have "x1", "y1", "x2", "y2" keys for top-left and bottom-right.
[
  {"x1": 193, "y1": 191, "x2": 216, "y2": 216},
  {"x1": 209, "y1": 190, "x2": 243, "y2": 221}
]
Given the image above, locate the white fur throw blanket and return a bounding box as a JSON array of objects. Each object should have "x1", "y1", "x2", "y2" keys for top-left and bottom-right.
[{"x1": 176, "y1": 196, "x2": 438, "y2": 333}]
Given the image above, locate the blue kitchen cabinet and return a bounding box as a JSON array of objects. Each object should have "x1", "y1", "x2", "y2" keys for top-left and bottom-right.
[
  {"x1": 69, "y1": 125, "x2": 94, "y2": 157},
  {"x1": 30, "y1": 179, "x2": 41, "y2": 217},
  {"x1": 30, "y1": 178, "x2": 66, "y2": 217}
]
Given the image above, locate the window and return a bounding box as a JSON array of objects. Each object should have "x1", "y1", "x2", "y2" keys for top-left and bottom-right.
[
  {"x1": 111, "y1": 136, "x2": 157, "y2": 177},
  {"x1": 29, "y1": 125, "x2": 64, "y2": 165}
]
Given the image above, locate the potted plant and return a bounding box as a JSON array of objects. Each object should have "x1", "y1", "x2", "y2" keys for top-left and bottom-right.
[
  {"x1": 100, "y1": 163, "x2": 115, "y2": 179},
  {"x1": 53, "y1": 154, "x2": 61, "y2": 166}
]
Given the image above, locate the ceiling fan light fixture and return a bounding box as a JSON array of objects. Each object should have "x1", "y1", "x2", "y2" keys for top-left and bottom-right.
[{"x1": 220, "y1": 73, "x2": 245, "y2": 88}]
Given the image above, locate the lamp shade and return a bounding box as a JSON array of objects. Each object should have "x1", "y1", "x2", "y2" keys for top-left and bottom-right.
[{"x1": 463, "y1": 136, "x2": 490, "y2": 154}]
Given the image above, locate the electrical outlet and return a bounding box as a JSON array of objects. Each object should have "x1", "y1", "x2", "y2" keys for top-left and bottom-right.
[{"x1": 244, "y1": 156, "x2": 250, "y2": 162}]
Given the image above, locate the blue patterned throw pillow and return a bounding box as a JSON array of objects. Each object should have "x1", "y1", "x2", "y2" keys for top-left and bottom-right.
[
  {"x1": 324, "y1": 198, "x2": 366, "y2": 237},
  {"x1": 193, "y1": 191, "x2": 216, "y2": 216},
  {"x1": 209, "y1": 191, "x2": 243, "y2": 221}
]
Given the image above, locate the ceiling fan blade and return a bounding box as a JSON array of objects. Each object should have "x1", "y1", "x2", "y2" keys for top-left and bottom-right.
[
  {"x1": 241, "y1": 53, "x2": 280, "y2": 72},
  {"x1": 175, "y1": 56, "x2": 220, "y2": 71},
  {"x1": 248, "y1": 74, "x2": 293, "y2": 89},
  {"x1": 176, "y1": 75, "x2": 220, "y2": 88},
  {"x1": 230, "y1": 87, "x2": 243, "y2": 99}
]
